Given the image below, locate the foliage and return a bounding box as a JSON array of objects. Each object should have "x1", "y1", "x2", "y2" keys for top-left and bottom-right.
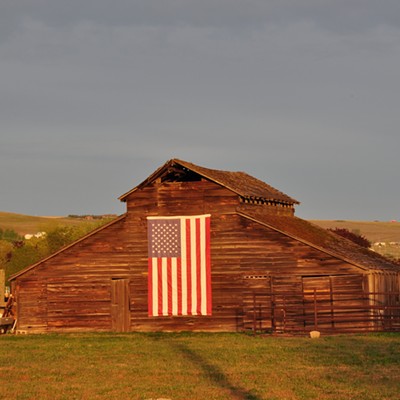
[
  {"x1": 46, "y1": 225, "x2": 88, "y2": 253},
  {"x1": 4, "y1": 238, "x2": 49, "y2": 279},
  {"x1": 0, "y1": 333, "x2": 399, "y2": 399},
  {"x1": 3, "y1": 220, "x2": 109, "y2": 280},
  {"x1": 68, "y1": 214, "x2": 116, "y2": 220},
  {"x1": 0, "y1": 228, "x2": 22, "y2": 242},
  {"x1": 0, "y1": 240, "x2": 13, "y2": 269},
  {"x1": 328, "y1": 227, "x2": 371, "y2": 248}
]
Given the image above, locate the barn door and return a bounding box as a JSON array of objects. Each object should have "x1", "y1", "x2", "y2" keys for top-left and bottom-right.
[
  {"x1": 111, "y1": 279, "x2": 131, "y2": 332},
  {"x1": 242, "y1": 276, "x2": 272, "y2": 332}
]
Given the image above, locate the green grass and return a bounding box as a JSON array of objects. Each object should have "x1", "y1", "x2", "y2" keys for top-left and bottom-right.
[{"x1": 0, "y1": 333, "x2": 399, "y2": 400}]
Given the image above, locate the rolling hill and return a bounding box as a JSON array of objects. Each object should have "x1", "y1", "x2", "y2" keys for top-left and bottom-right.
[{"x1": 0, "y1": 211, "x2": 114, "y2": 237}]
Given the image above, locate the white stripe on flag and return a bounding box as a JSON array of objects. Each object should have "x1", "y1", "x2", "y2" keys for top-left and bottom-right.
[
  {"x1": 171, "y1": 258, "x2": 178, "y2": 315},
  {"x1": 200, "y1": 216, "x2": 207, "y2": 315},
  {"x1": 162, "y1": 258, "x2": 168, "y2": 316},
  {"x1": 190, "y1": 216, "x2": 197, "y2": 315}
]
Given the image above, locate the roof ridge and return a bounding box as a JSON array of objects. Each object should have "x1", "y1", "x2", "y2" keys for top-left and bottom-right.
[{"x1": 119, "y1": 158, "x2": 299, "y2": 205}]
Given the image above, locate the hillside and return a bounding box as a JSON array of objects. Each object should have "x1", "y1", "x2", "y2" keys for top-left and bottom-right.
[
  {"x1": 0, "y1": 211, "x2": 115, "y2": 237},
  {"x1": 310, "y1": 220, "x2": 400, "y2": 243}
]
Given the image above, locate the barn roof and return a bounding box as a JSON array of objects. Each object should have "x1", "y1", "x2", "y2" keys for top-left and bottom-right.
[
  {"x1": 9, "y1": 159, "x2": 400, "y2": 281},
  {"x1": 238, "y1": 207, "x2": 400, "y2": 272},
  {"x1": 119, "y1": 158, "x2": 299, "y2": 206}
]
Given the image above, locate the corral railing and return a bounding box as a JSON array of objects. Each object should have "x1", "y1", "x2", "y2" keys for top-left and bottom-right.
[{"x1": 247, "y1": 290, "x2": 400, "y2": 334}]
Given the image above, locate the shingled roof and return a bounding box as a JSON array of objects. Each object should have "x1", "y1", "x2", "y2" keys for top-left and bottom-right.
[
  {"x1": 119, "y1": 158, "x2": 299, "y2": 205},
  {"x1": 238, "y1": 206, "x2": 400, "y2": 273}
]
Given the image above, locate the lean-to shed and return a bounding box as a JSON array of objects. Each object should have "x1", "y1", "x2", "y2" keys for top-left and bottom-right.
[{"x1": 9, "y1": 159, "x2": 400, "y2": 333}]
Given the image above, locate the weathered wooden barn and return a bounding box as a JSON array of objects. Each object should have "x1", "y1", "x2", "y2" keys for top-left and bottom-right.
[{"x1": 9, "y1": 159, "x2": 400, "y2": 334}]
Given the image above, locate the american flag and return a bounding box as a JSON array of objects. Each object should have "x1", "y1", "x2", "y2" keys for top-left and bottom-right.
[{"x1": 147, "y1": 214, "x2": 211, "y2": 317}]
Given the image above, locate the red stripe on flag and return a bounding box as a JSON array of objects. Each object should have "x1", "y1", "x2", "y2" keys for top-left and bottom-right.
[
  {"x1": 196, "y1": 217, "x2": 202, "y2": 315},
  {"x1": 186, "y1": 218, "x2": 192, "y2": 315},
  {"x1": 167, "y1": 258, "x2": 172, "y2": 315},
  {"x1": 148, "y1": 258, "x2": 153, "y2": 317}
]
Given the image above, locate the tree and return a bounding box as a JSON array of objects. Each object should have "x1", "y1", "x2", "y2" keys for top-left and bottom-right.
[
  {"x1": 45, "y1": 223, "x2": 101, "y2": 253},
  {"x1": 328, "y1": 228, "x2": 371, "y2": 248},
  {"x1": 0, "y1": 240, "x2": 13, "y2": 268},
  {"x1": 4, "y1": 237, "x2": 49, "y2": 279}
]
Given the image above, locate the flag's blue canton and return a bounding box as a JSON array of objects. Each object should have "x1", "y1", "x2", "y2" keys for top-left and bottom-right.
[{"x1": 148, "y1": 219, "x2": 181, "y2": 258}]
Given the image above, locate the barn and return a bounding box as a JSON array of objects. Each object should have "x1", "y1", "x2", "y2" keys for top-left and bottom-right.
[{"x1": 9, "y1": 159, "x2": 400, "y2": 334}]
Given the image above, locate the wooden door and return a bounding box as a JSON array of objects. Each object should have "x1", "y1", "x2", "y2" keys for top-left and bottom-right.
[{"x1": 111, "y1": 279, "x2": 131, "y2": 332}]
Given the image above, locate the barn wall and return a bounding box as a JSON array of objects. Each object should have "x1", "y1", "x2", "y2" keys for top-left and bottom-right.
[
  {"x1": 14, "y1": 218, "x2": 132, "y2": 332},
  {"x1": 366, "y1": 271, "x2": 400, "y2": 325},
  {"x1": 14, "y1": 180, "x2": 373, "y2": 333}
]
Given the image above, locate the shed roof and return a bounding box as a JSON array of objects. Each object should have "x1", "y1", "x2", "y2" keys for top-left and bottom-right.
[
  {"x1": 119, "y1": 158, "x2": 299, "y2": 206},
  {"x1": 238, "y1": 207, "x2": 400, "y2": 273}
]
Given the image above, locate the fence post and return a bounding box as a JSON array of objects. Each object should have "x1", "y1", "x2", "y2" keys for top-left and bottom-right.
[
  {"x1": 271, "y1": 293, "x2": 275, "y2": 333},
  {"x1": 329, "y1": 278, "x2": 335, "y2": 329},
  {"x1": 283, "y1": 296, "x2": 286, "y2": 333},
  {"x1": 253, "y1": 293, "x2": 256, "y2": 334},
  {"x1": 313, "y1": 289, "x2": 318, "y2": 330},
  {"x1": 389, "y1": 292, "x2": 393, "y2": 331}
]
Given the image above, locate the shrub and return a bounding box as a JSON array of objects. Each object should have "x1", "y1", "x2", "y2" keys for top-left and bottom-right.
[{"x1": 328, "y1": 228, "x2": 371, "y2": 248}]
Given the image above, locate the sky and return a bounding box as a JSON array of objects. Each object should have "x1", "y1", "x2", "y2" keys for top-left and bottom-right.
[{"x1": 1, "y1": 1, "x2": 400, "y2": 221}]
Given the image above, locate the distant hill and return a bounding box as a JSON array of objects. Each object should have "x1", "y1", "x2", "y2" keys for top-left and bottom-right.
[
  {"x1": 0, "y1": 211, "x2": 116, "y2": 236},
  {"x1": 310, "y1": 220, "x2": 400, "y2": 243}
]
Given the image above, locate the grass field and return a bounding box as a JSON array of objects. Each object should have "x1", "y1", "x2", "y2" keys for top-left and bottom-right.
[
  {"x1": 0, "y1": 332, "x2": 399, "y2": 400},
  {"x1": 0, "y1": 211, "x2": 96, "y2": 236},
  {"x1": 310, "y1": 220, "x2": 400, "y2": 243}
]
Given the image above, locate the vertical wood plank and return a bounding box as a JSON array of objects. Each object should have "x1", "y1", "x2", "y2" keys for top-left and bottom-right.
[{"x1": 111, "y1": 279, "x2": 131, "y2": 332}]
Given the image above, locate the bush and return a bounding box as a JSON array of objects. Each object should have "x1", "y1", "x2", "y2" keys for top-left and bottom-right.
[
  {"x1": 328, "y1": 228, "x2": 371, "y2": 248},
  {"x1": 0, "y1": 228, "x2": 22, "y2": 242}
]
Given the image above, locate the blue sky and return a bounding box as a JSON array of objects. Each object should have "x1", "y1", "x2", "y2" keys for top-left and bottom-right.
[{"x1": 1, "y1": 1, "x2": 400, "y2": 220}]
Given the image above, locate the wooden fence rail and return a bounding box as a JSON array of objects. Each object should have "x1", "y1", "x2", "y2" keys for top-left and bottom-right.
[{"x1": 249, "y1": 290, "x2": 400, "y2": 334}]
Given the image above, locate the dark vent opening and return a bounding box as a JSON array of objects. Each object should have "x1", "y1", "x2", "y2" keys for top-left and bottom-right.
[{"x1": 160, "y1": 167, "x2": 202, "y2": 183}]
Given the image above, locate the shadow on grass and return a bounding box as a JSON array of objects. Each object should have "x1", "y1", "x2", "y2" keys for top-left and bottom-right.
[{"x1": 171, "y1": 341, "x2": 261, "y2": 400}]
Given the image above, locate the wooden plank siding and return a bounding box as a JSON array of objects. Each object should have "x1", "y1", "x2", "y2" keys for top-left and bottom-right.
[{"x1": 10, "y1": 162, "x2": 400, "y2": 333}]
